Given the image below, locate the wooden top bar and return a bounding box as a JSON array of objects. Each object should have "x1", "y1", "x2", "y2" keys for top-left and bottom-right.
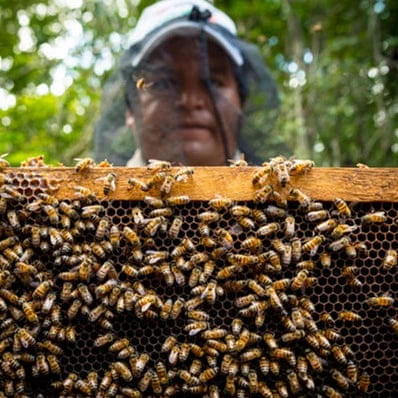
[{"x1": 4, "y1": 167, "x2": 398, "y2": 202}]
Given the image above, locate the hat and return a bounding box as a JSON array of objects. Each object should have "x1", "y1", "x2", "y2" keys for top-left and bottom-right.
[{"x1": 127, "y1": 0, "x2": 243, "y2": 67}]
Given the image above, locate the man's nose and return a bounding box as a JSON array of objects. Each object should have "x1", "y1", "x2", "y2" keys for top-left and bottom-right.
[{"x1": 176, "y1": 80, "x2": 209, "y2": 110}]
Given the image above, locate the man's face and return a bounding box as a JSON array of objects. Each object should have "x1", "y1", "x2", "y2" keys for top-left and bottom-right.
[{"x1": 128, "y1": 36, "x2": 242, "y2": 166}]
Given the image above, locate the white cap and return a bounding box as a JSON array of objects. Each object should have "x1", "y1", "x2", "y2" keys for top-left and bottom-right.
[{"x1": 127, "y1": 0, "x2": 243, "y2": 67}]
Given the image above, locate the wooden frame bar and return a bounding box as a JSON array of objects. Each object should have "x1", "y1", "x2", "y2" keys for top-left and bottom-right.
[{"x1": 4, "y1": 167, "x2": 398, "y2": 202}]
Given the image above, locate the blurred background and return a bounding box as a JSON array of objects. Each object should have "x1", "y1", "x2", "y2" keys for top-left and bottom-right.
[{"x1": 0, "y1": 0, "x2": 397, "y2": 166}]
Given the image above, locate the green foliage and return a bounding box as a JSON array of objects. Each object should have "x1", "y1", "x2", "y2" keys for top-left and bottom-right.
[{"x1": 0, "y1": 0, "x2": 397, "y2": 166}]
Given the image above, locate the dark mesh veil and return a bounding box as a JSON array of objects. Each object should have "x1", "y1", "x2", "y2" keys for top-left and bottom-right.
[{"x1": 94, "y1": 7, "x2": 286, "y2": 166}]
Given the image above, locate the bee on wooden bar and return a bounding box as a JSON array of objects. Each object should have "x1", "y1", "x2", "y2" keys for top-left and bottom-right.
[{"x1": 74, "y1": 158, "x2": 95, "y2": 173}]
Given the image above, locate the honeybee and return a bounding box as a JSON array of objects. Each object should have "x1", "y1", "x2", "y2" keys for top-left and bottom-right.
[
  {"x1": 185, "y1": 321, "x2": 208, "y2": 336},
  {"x1": 331, "y1": 345, "x2": 347, "y2": 364},
  {"x1": 339, "y1": 310, "x2": 362, "y2": 322},
  {"x1": 358, "y1": 371, "x2": 370, "y2": 392},
  {"x1": 74, "y1": 185, "x2": 97, "y2": 202},
  {"x1": 254, "y1": 184, "x2": 273, "y2": 204},
  {"x1": 366, "y1": 295, "x2": 394, "y2": 307},
  {"x1": 198, "y1": 367, "x2": 217, "y2": 383},
  {"x1": 257, "y1": 222, "x2": 279, "y2": 237},
  {"x1": 289, "y1": 188, "x2": 311, "y2": 208},
  {"x1": 128, "y1": 177, "x2": 149, "y2": 192},
  {"x1": 333, "y1": 197, "x2": 351, "y2": 217},
  {"x1": 166, "y1": 195, "x2": 191, "y2": 206},
  {"x1": 99, "y1": 172, "x2": 117, "y2": 195},
  {"x1": 21, "y1": 301, "x2": 39, "y2": 324},
  {"x1": 0, "y1": 197, "x2": 6, "y2": 214},
  {"x1": 122, "y1": 226, "x2": 140, "y2": 248},
  {"x1": 144, "y1": 216, "x2": 164, "y2": 236},
  {"x1": 74, "y1": 157, "x2": 95, "y2": 172},
  {"x1": 240, "y1": 348, "x2": 262, "y2": 362},
  {"x1": 388, "y1": 317, "x2": 398, "y2": 335},
  {"x1": 160, "y1": 175, "x2": 174, "y2": 195},
  {"x1": 383, "y1": 249, "x2": 397, "y2": 270},
  {"x1": 291, "y1": 270, "x2": 309, "y2": 290},
  {"x1": 329, "y1": 236, "x2": 351, "y2": 251},
  {"x1": 289, "y1": 159, "x2": 314, "y2": 175},
  {"x1": 147, "y1": 159, "x2": 171, "y2": 171},
  {"x1": 362, "y1": 210, "x2": 387, "y2": 224},
  {"x1": 315, "y1": 218, "x2": 338, "y2": 233},
  {"x1": 45, "y1": 354, "x2": 61, "y2": 375},
  {"x1": 36, "y1": 353, "x2": 49, "y2": 375},
  {"x1": 166, "y1": 344, "x2": 179, "y2": 366},
  {"x1": 302, "y1": 235, "x2": 324, "y2": 256}
]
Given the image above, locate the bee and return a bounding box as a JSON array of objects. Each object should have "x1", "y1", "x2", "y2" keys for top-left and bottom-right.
[
  {"x1": 122, "y1": 226, "x2": 140, "y2": 248},
  {"x1": 6, "y1": 210, "x2": 21, "y2": 231},
  {"x1": 159, "y1": 175, "x2": 174, "y2": 195},
  {"x1": 17, "y1": 328, "x2": 36, "y2": 349},
  {"x1": 254, "y1": 184, "x2": 273, "y2": 204},
  {"x1": 289, "y1": 188, "x2": 311, "y2": 208},
  {"x1": 240, "y1": 348, "x2": 262, "y2": 362},
  {"x1": 315, "y1": 218, "x2": 338, "y2": 234},
  {"x1": 184, "y1": 320, "x2": 208, "y2": 336},
  {"x1": 74, "y1": 157, "x2": 95, "y2": 172},
  {"x1": 270, "y1": 156, "x2": 290, "y2": 186},
  {"x1": 321, "y1": 386, "x2": 344, "y2": 398},
  {"x1": 333, "y1": 197, "x2": 351, "y2": 217},
  {"x1": 199, "y1": 367, "x2": 218, "y2": 383},
  {"x1": 289, "y1": 159, "x2": 314, "y2": 175},
  {"x1": 317, "y1": 253, "x2": 331, "y2": 269},
  {"x1": 112, "y1": 361, "x2": 132, "y2": 382},
  {"x1": 362, "y1": 210, "x2": 387, "y2": 224},
  {"x1": 144, "y1": 216, "x2": 164, "y2": 236},
  {"x1": 0, "y1": 153, "x2": 10, "y2": 170},
  {"x1": 128, "y1": 177, "x2": 149, "y2": 192},
  {"x1": 237, "y1": 216, "x2": 255, "y2": 230},
  {"x1": 21, "y1": 301, "x2": 39, "y2": 323},
  {"x1": 165, "y1": 216, "x2": 183, "y2": 239},
  {"x1": 2, "y1": 185, "x2": 23, "y2": 201},
  {"x1": 290, "y1": 269, "x2": 308, "y2": 291},
  {"x1": 383, "y1": 249, "x2": 397, "y2": 270},
  {"x1": 74, "y1": 185, "x2": 97, "y2": 202},
  {"x1": 240, "y1": 237, "x2": 261, "y2": 254},
  {"x1": 223, "y1": 374, "x2": 236, "y2": 395},
  {"x1": 0, "y1": 197, "x2": 6, "y2": 214},
  {"x1": 319, "y1": 312, "x2": 334, "y2": 326},
  {"x1": 234, "y1": 328, "x2": 250, "y2": 352},
  {"x1": 331, "y1": 345, "x2": 347, "y2": 364},
  {"x1": 257, "y1": 222, "x2": 280, "y2": 237},
  {"x1": 66, "y1": 298, "x2": 81, "y2": 319},
  {"x1": 99, "y1": 172, "x2": 117, "y2": 195},
  {"x1": 95, "y1": 218, "x2": 109, "y2": 241},
  {"x1": 85, "y1": 371, "x2": 99, "y2": 392},
  {"x1": 166, "y1": 344, "x2": 179, "y2": 366},
  {"x1": 64, "y1": 325, "x2": 76, "y2": 343},
  {"x1": 329, "y1": 236, "x2": 351, "y2": 251},
  {"x1": 366, "y1": 295, "x2": 394, "y2": 307},
  {"x1": 339, "y1": 310, "x2": 362, "y2": 322},
  {"x1": 388, "y1": 317, "x2": 398, "y2": 335},
  {"x1": 46, "y1": 354, "x2": 61, "y2": 375},
  {"x1": 305, "y1": 349, "x2": 323, "y2": 372},
  {"x1": 208, "y1": 195, "x2": 233, "y2": 210},
  {"x1": 36, "y1": 353, "x2": 49, "y2": 375},
  {"x1": 166, "y1": 195, "x2": 190, "y2": 206},
  {"x1": 147, "y1": 159, "x2": 171, "y2": 171},
  {"x1": 302, "y1": 235, "x2": 324, "y2": 256},
  {"x1": 358, "y1": 371, "x2": 370, "y2": 392}
]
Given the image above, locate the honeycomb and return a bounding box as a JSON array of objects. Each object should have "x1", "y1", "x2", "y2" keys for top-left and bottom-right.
[{"x1": 0, "y1": 167, "x2": 397, "y2": 398}]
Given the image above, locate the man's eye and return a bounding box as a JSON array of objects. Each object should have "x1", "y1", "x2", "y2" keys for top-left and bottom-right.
[
  {"x1": 151, "y1": 78, "x2": 177, "y2": 90},
  {"x1": 209, "y1": 77, "x2": 224, "y2": 88}
]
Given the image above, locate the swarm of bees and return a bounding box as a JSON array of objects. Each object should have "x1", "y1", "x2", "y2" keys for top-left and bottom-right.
[{"x1": 0, "y1": 156, "x2": 395, "y2": 397}]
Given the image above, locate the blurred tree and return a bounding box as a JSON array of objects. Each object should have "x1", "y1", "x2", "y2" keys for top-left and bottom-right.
[{"x1": 0, "y1": 0, "x2": 397, "y2": 166}]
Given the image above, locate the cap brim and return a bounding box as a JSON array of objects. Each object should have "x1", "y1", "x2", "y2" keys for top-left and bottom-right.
[{"x1": 131, "y1": 20, "x2": 243, "y2": 67}]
